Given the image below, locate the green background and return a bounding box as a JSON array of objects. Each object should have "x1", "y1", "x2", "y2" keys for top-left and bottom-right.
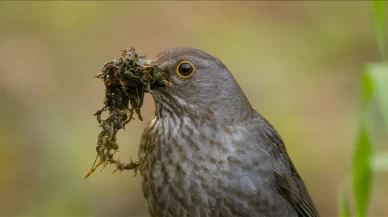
[{"x1": 0, "y1": 1, "x2": 386, "y2": 217}]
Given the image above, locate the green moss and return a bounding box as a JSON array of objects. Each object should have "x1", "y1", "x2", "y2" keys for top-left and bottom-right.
[{"x1": 85, "y1": 47, "x2": 166, "y2": 179}]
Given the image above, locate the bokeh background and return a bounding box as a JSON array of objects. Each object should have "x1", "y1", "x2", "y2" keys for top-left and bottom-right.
[{"x1": 0, "y1": 1, "x2": 386, "y2": 217}]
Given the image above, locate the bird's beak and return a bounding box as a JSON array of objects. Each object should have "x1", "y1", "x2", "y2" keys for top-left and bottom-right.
[
  {"x1": 138, "y1": 59, "x2": 152, "y2": 66},
  {"x1": 140, "y1": 59, "x2": 169, "y2": 89}
]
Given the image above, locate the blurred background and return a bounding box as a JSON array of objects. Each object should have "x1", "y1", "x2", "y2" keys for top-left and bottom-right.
[{"x1": 0, "y1": 1, "x2": 386, "y2": 216}]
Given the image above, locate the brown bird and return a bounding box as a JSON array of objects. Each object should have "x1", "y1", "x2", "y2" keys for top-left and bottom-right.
[{"x1": 138, "y1": 47, "x2": 319, "y2": 217}]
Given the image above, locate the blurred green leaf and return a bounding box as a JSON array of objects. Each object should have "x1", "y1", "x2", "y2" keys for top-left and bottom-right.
[
  {"x1": 373, "y1": 152, "x2": 388, "y2": 171},
  {"x1": 339, "y1": 177, "x2": 352, "y2": 217},
  {"x1": 365, "y1": 64, "x2": 388, "y2": 129},
  {"x1": 352, "y1": 123, "x2": 373, "y2": 217},
  {"x1": 341, "y1": 64, "x2": 388, "y2": 217},
  {"x1": 347, "y1": 2, "x2": 388, "y2": 213},
  {"x1": 361, "y1": 64, "x2": 388, "y2": 133},
  {"x1": 360, "y1": 70, "x2": 375, "y2": 107},
  {"x1": 372, "y1": 0, "x2": 387, "y2": 60},
  {"x1": 339, "y1": 194, "x2": 351, "y2": 217}
]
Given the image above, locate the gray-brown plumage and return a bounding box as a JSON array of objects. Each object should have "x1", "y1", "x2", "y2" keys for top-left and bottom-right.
[{"x1": 138, "y1": 47, "x2": 319, "y2": 217}]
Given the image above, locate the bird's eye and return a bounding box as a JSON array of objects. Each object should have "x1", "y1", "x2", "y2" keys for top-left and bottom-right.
[{"x1": 176, "y1": 61, "x2": 195, "y2": 78}]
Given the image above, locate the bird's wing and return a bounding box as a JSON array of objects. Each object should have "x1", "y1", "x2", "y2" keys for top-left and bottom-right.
[
  {"x1": 274, "y1": 165, "x2": 319, "y2": 217},
  {"x1": 258, "y1": 116, "x2": 320, "y2": 217}
]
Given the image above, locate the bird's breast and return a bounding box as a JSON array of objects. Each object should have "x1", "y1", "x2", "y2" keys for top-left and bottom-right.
[{"x1": 138, "y1": 115, "x2": 279, "y2": 217}]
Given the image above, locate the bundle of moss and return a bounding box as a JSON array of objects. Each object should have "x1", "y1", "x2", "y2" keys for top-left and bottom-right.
[{"x1": 85, "y1": 48, "x2": 166, "y2": 179}]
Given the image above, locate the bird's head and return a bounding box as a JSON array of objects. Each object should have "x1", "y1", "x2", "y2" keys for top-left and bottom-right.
[{"x1": 147, "y1": 47, "x2": 255, "y2": 123}]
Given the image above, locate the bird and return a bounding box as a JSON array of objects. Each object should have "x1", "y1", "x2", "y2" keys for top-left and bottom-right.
[{"x1": 138, "y1": 47, "x2": 319, "y2": 217}]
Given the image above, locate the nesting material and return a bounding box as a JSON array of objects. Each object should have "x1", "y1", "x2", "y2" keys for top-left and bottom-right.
[{"x1": 85, "y1": 48, "x2": 167, "y2": 179}]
